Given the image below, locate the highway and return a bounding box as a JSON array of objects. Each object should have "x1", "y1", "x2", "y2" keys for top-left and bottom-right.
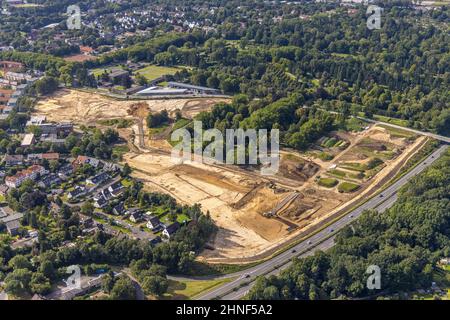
[{"x1": 196, "y1": 144, "x2": 448, "y2": 300}]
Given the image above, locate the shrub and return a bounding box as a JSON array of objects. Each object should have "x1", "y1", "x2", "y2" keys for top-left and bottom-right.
[
  {"x1": 338, "y1": 182, "x2": 360, "y2": 193},
  {"x1": 318, "y1": 178, "x2": 339, "y2": 188}
]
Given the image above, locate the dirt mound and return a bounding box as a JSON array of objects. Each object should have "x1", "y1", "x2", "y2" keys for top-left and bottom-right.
[
  {"x1": 128, "y1": 102, "x2": 149, "y2": 118},
  {"x1": 279, "y1": 156, "x2": 319, "y2": 181}
]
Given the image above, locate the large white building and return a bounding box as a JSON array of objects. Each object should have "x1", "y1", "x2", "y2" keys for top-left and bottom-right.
[{"x1": 5, "y1": 165, "x2": 48, "y2": 188}]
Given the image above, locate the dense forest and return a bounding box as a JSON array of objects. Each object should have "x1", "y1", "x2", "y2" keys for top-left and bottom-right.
[{"x1": 248, "y1": 149, "x2": 450, "y2": 300}]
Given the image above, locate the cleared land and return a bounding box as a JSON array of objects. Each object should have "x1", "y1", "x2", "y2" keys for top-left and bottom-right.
[{"x1": 34, "y1": 90, "x2": 428, "y2": 263}]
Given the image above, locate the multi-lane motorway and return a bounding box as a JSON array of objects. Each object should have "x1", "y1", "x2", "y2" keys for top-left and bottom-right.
[{"x1": 196, "y1": 144, "x2": 448, "y2": 300}]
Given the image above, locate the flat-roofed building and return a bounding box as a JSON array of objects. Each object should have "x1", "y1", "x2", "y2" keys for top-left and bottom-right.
[
  {"x1": 167, "y1": 82, "x2": 220, "y2": 95},
  {"x1": 26, "y1": 115, "x2": 47, "y2": 126},
  {"x1": 21, "y1": 133, "x2": 35, "y2": 147},
  {"x1": 136, "y1": 86, "x2": 188, "y2": 96}
]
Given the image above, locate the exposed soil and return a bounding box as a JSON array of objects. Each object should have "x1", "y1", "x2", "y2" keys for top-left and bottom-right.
[{"x1": 33, "y1": 90, "x2": 427, "y2": 263}]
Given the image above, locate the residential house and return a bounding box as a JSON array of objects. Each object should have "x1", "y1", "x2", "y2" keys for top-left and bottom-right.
[
  {"x1": 108, "y1": 181, "x2": 124, "y2": 197},
  {"x1": 150, "y1": 236, "x2": 162, "y2": 246},
  {"x1": 162, "y1": 221, "x2": 180, "y2": 239},
  {"x1": 146, "y1": 216, "x2": 161, "y2": 231},
  {"x1": 3, "y1": 154, "x2": 23, "y2": 166},
  {"x1": 0, "y1": 184, "x2": 9, "y2": 196},
  {"x1": 37, "y1": 174, "x2": 61, "y2": 189},
  {"x1": 96, "y1": 188, "x2": 113, "y2": 201},
  {"x1": 86, "y1": 172, "x2": 110, "y2": 185},
  {"x1": 58, "y1": 164, "x2": 73, "y2": 179},
  {"x1": 103, "y1": 162, "x2": 121, "y2": 172},
  {"x1": 72, "y1": 155, "x2": 100, "y2": 169},
  {"x1": 0, "y1": 60, "x2": 23, "y2": 71},
  {"x1": 0, "y1": 88, "x2": 13, "y2": 108},
  {"x1": 6, "y1": 97, "x2": 18, "y2": 108},
  {"x1": 1, "y1": 213, "x2": 23, "y2": 228},
  {"x1": 28, "y1": 152, "x2": 60, "y2": 164},
  {"x1": 6, "y1": 220, "x2": 20, "y2": 236},
  {"x1": 94, "y1": 196, "x2": 108, "y2": 209},
  {"x1": 5, "y1": 165, "x2": 48, "y2": 188},
  {"x1": 128, "y1": 209, "x2": 143, "y2": 223},
  {"x1": 67, "y1": 186, "x2": 87, "y2": 200},
  {"x1": 42, "y1": 153, "x2": 60, "y2": 161},
  {"x1": 113, "y1": 203, "x2": 126, "y2": 216},
  {"x1": 80, "y1": 216, "x2": 94, "y2": 229}
]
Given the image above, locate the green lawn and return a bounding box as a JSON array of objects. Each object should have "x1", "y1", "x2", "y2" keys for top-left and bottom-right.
[
  {"x1": 329, "y1": 169, "x2": 347, "y2": 178},
  {"x1": 112, "y1": 145, "x2": 130, "y2": 158},
  {"x1": 162, "y1": 278, "x2": 233, "y2": 300},
  {"x1": 318, "y1": 178, "x2": 339, "y2": 188},
  {"x1": 322, "y1": 137, "x2": 339, "y2": 148},
  {"x1": 372, "y1": 114, "x2": 409, "y2": 127},
  {"x1": 172, "y1": 118, "x2": 192, "y2": 131},
  {"x1": 121, "y1": 178, "x2": 133, "y2": 187},
  {"x1": 338, "y1": 182, "x2": 360, "y2": 193},
  {"x1": 340, "y1": 162, "x2": 367, "y2": 172},
  {"x1": 317, "y1": 152, "x2": 334, "y2": 161},
  {"x1": 135, "y1": 65, "x2": 180, "y2": 82},
  {"x1": 377, "y1": 124, "x2": 417, "y2": 139}
]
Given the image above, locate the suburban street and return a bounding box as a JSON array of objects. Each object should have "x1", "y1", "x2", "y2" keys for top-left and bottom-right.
[{"x1": 196, "y1": 144, "x2": 449, "y2": 300}]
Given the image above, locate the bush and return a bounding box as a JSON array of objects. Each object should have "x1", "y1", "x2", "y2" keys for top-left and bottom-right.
[
  {"x1": 338, "y1": 182, "x2": 360, "y2": 193},
  {"x1": 318, "y1": 178, "x2": 339, "y2": 188},
  {"x1": 318, "y1": 152, "x2": 334, "y2": 161},
  {"x1": 367, "y1": 157, "x2": 384, "y2": 170}
]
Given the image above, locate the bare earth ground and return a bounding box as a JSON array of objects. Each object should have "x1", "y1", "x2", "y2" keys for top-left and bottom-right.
[{"x1": 34, "y1": 90, "x2": 427, "y2": 263}]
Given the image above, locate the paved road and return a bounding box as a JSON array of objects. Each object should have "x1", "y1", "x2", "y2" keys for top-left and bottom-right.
[{"x1": 196, "y1": 144, "x2": 448, "y2": 300}]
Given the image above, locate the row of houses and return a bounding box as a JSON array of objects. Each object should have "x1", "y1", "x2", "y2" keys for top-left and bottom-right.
[
  {"x1": 93, "y1": 181, "x2": 124, "y2": 208},
  {"x1": 109, "y1": 204, "x2": 180, "y2": 240},
  {"x1": 0, "y1": 80, "x2": 37, "y2": 117},
  {"x1": 3, "y1": 153, "x2": 60, "y2": 166}
]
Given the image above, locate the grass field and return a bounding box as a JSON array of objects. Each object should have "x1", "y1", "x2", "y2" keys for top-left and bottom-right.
[
  {"x1": 361, "y1": 113, "x2": 410, "y2": 127},
  {"x1": 378, "y1": 124, "x2": 417, "y2": 139},
  {"x1": 329, "y1": 169, "x2": 347, "y2": 178},
  {"x1": 135, "y1": 65, "x2": 180, "y2": 82},
  {"x1": 338, "y1": 182, "x2": 360, "y2": 193},
  {"x1": 318, "y1": 178, "x2": 339, "y2": 188},
  {"x1": 162, "y1": 278, "x2": 233, "y2": 300},
  {"x1": 112, "y1": 145, "x2": 130, "y2": 159}
]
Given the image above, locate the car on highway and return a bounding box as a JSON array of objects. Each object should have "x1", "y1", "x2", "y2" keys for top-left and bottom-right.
[
  {"x1": 380, "y1": 194, "x2": 384, "y2": 198},
  {"x1": 292, "y1": 249, "x2": 296, "y2": 253},
  {"x1": 329, "y1": 228, "x2": 334, "y2": 233},
  {"x1": 349, "y1": 214, "x2": 354, "y2": 218},
  {"x1": 307, "y1": 240, "x2": 312, "y2": 245}
]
